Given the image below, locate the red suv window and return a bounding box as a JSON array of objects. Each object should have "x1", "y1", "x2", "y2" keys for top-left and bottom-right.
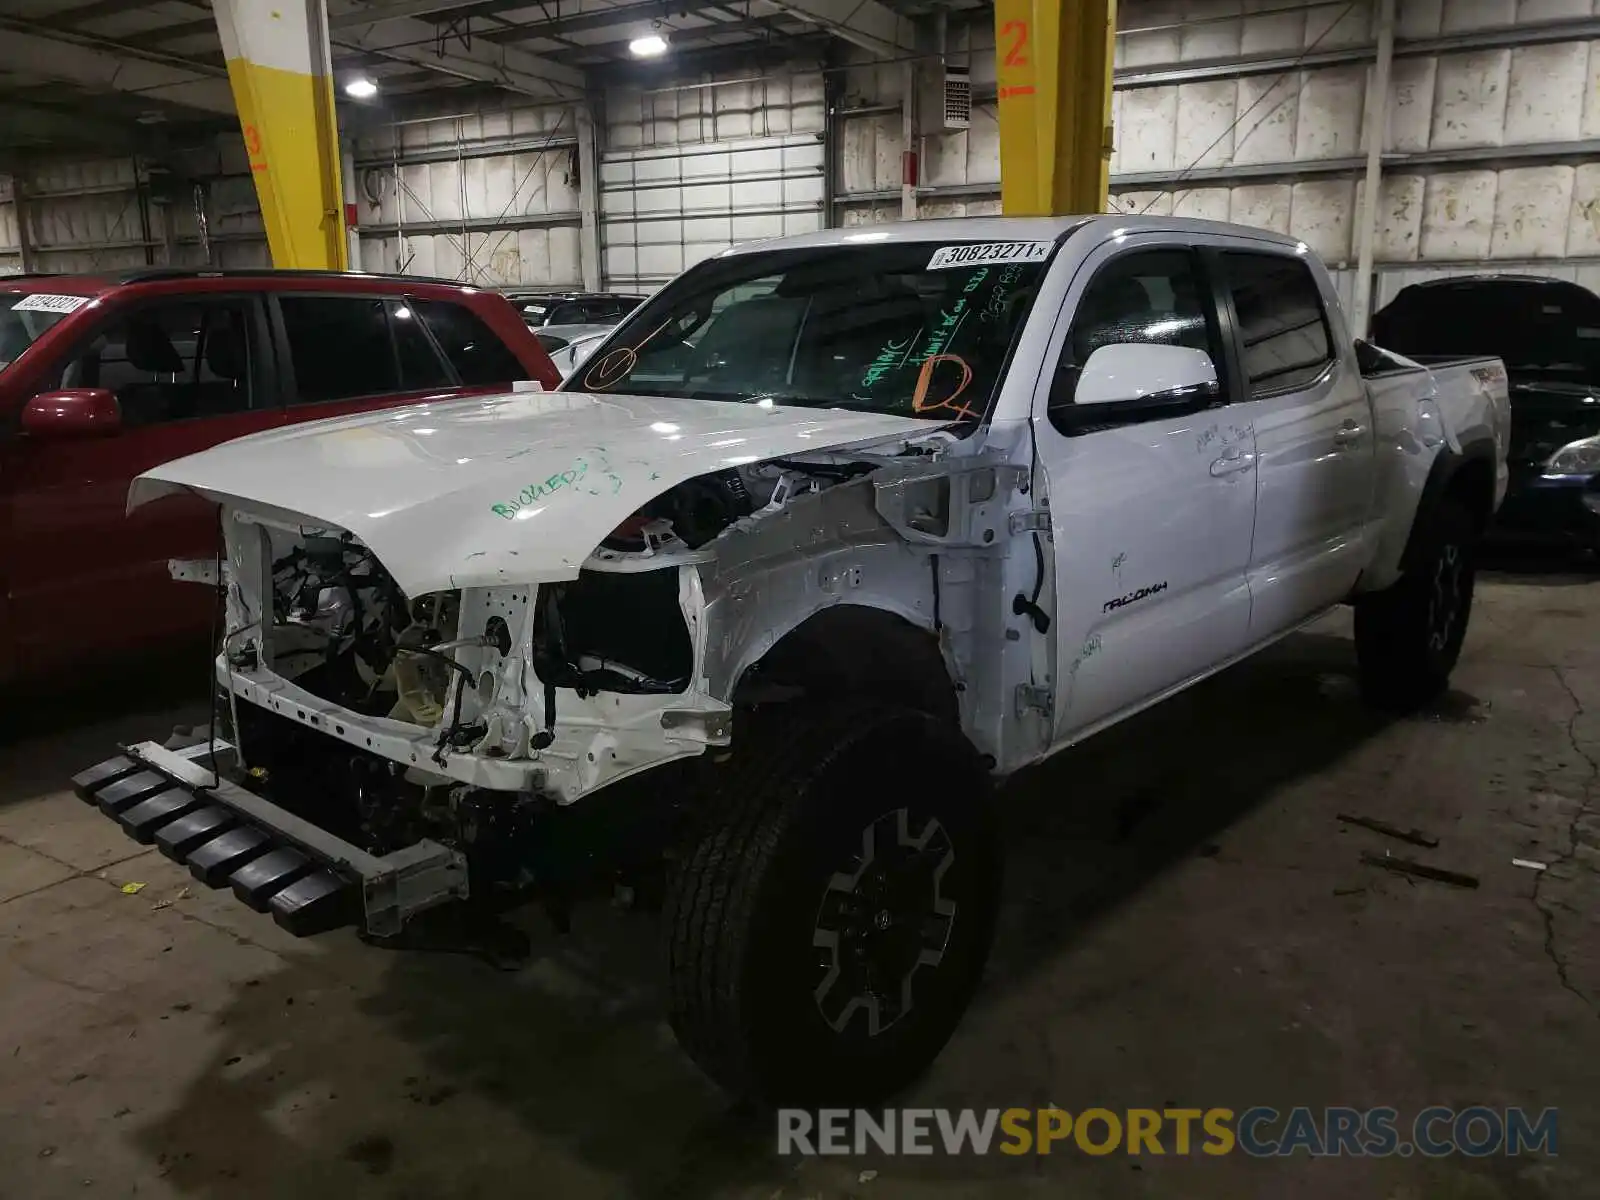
[
  {"x1": 414, "y1": 299, "x2": 528, "y2": 386},
  {"x1": 279, "y1": 294, "x2": 453, "y2": 402},
  {"x1": 57, "y1": 297, "x2": 260, "y2": 426}
]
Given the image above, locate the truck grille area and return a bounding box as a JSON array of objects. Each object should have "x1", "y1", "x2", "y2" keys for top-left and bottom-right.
[
  {"x1": 70, "y1": 753, "x2": 356, "y2": 936},
  {"x1": 533, "y1": 569, "x2": 695, "y2": 695}
]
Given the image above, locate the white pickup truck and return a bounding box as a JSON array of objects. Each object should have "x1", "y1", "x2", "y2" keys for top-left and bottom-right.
[{"x1": 74, "y1": 216, "x2": 1509, "y2": 1105}]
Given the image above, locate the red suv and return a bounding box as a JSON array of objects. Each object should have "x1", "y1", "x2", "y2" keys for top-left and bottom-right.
[{"x1": 0, "y1": 269, "x2": 560, "y2": 686}]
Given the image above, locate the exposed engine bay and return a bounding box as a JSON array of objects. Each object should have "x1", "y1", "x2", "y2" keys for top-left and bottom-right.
[
  {"x1": 196, "y1": 422, "x2": 1036, "y2": 905},
  {"x1": 254, "y1": 458, "x2": 874, "y2": 726}
]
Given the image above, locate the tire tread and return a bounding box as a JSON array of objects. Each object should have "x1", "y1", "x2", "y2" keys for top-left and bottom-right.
[
  {"x1": 663, "y1": 702, "x2": 983, "y2": 1100},
  {"x1": 1356, "y1": 496, "x2": 1476, "y2": 710}
]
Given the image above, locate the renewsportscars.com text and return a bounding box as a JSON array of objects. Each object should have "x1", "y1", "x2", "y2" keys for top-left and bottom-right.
[{"x1": 777, "y1": 1106, "x2": 1558, "y2": 1158}]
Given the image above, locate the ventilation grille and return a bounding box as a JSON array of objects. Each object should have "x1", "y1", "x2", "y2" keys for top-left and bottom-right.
[{"x1": 942, "y1": 66, "x2": 971, "y2": 130}]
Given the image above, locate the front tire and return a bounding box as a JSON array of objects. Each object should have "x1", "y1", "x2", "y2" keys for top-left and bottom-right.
[
  {"x1": 663, "y1": 703, "x2": 999, "y2": 1106},
  {"x1": 1355, "y1": 496, "x2": 1478, "y2": 710}
]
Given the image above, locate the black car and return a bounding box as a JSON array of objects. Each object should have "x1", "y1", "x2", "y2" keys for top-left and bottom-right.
[
  {"x1": 502, "y1": 290, "x2": 645, "y2": 327},
  {"x1": 1371, "y1": 275, "x2": 1600, "y2": 553}
]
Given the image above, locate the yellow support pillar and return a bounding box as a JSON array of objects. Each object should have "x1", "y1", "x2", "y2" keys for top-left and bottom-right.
[
  {"x1": 214, "y1": 0, "x2": 348, "y2": 269},
  {"x1": 994, "y1": 0, "x2": 1116, "y2": 215}
]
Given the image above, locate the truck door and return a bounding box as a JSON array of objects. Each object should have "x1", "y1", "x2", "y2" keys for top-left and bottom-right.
[
  {"x1": 1209, "y1": 248, "x2": 1374, "y2": 636},
  {"x1": 1032, "y1": 238, "x2": 1258, "y2": 741}
]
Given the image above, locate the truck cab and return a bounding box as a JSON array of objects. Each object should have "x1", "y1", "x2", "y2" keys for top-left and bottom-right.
[{"x1": 1027, "y1": 228, "x2": 1382, "y2": 734}]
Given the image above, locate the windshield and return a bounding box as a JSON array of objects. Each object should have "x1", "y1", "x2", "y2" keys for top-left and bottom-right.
[
  {"x1": 563, "y1": 240, "x2": 1054, "y2": 420},
  {"x1": 0, "y1": 292, "x2": 79, "y2": 369}
]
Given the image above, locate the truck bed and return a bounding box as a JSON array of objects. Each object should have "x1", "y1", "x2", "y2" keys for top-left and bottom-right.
[
  {"x1": 1393, "y1": 353, "x2": 1505, "y2": 370},
  {"x1": 1356, "y1": 349, "x2": 1510, "y2": 589}
]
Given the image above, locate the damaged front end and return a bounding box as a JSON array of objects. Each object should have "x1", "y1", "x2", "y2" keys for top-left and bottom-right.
[{"x1": 79, "y1": 419, "x2": 1040, "y2": 938}]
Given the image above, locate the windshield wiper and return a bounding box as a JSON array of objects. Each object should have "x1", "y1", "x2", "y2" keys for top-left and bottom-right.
[{"x1": 673, "y1": 388, "x2": 818, "y2": 406}]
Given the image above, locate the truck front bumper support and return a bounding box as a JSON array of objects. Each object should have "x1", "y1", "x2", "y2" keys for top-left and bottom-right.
[{"x1": 71, "y1": 741, "x2": 468, "y2": 938}]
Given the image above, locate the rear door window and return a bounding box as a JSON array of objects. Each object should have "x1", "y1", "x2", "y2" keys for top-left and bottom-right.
[
  {"x1": 389, "y1": 300, "x2": 452, "y2": 389},
  {"x1": 414, "y1": 299, "x2": 527, "y2": 386},
  {"x1": 1220, "y1": 252, "x2": 1334, "y2": 396},
  {"x1": 280, "y1": 296, "x2": 397, "y2": 402},
  {"x1": 278, "y1": 295, "x2": 453, "y2": 403}
]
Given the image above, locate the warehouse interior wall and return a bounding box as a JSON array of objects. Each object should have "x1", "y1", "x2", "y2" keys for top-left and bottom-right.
[
  {"x1": 5, "y1": 0, "x2": 1600, "y2": 324},
  {"x1": 600, "y1": 67, "x2": 826, "y2": 289},
  {"x1": 348, "y1": 103, "x2": 582, "y2": 286}
]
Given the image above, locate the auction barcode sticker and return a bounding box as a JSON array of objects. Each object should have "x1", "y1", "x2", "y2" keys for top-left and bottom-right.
[
  {"x1": 12, "y1": 293, "x2": 92, "y2": 314},
  {"x1": 927, "y1": 241, "x2": 1053, "y2": 271}
]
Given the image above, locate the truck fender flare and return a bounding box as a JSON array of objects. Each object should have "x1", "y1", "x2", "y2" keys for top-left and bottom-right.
[{"x1": 1398, "y1": 434, "x2": 1498, "y2": 573}]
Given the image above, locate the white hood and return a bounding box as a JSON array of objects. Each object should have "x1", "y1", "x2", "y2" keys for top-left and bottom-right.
[{"x1": 131, "y1": 391, "x2": 945, "y2": 595}]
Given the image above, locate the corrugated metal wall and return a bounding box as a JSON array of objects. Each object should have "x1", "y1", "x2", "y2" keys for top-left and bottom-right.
[
  {"x1": 197, "y1": 146, "x2": 273, "y2": 269},
  {"x1": 1374, "y1": 258, "x2": 1600, "y2": 304},
  {"x1": 600, "y1": 71, "x2": 827, "y2": 289},
  {"x1": 834, "y1": 0, "x2": 1600, "y2": 320},
  {"x1": 22, "y1": 159, "x2": 150, "y2": 274},
  {"x1": 0, "y1": 178, "x2": 19, "y2": 275},
  {"x1": 0, "y1": 143, "x2": 271, "y2": 276},
  {"x1": 837, "y1": 42, "x2": 1001, "y2": 224},
  {"x1": 7, "y1": 0, "x2": 1600, "y2": 312},
  {"x1": 349, "y1": 104, "x2": 584, "y2": 286}
]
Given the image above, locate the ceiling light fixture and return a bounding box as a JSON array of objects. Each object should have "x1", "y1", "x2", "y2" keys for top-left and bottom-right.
[
  {"x1": 345, "y1": 77, "x2": 379, "y2": 99},
  {"x1": 629, "y1": 33, "x2": 668, "y2": 57}
]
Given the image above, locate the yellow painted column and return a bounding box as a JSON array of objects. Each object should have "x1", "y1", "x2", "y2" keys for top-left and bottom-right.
[
  {"x1": 994, "y1": 0, "x2": 1116, "y2": 215},
  {"x1": 214, "y1": 0, "x2": 348, "y2": 269}
]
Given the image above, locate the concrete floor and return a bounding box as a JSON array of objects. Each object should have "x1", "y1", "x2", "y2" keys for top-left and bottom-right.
[{"x1": 1, "y1": 570, "x2": 1596, "y2": 1200}]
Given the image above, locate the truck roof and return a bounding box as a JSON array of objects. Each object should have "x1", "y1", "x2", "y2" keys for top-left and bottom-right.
[{"x1": 721, "y1": 214, "x2": 1308, "y2": 256}]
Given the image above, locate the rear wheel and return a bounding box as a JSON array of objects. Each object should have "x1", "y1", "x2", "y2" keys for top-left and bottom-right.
[
  {"x1": 1355, "y1": 496, "x2": 1478, "y2": 710},
  {"x1": 663, "y1": 703, "x2": 999, "y2": 1106}
]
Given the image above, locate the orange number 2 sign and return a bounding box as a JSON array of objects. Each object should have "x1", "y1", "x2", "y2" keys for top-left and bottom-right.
[{"x1": 1001, "y1": 19, "x2": 1030, "y2": 67}]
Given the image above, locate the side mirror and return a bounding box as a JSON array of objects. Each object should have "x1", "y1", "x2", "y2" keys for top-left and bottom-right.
[
  {"x1": 1051, "y1": 343, "x2": 1220, "y2": 430},
  {"x1": 21, "y1": 388, "x2": 122, "y2": 438}
]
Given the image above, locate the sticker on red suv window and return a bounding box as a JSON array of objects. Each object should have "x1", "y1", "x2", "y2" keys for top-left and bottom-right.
[
  {"x1": 12, "y1": 293, "x2": 91, "y2": 314},
  {"x1": 927, "y1": 241, "x2": 1052, "y2": 271}
]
